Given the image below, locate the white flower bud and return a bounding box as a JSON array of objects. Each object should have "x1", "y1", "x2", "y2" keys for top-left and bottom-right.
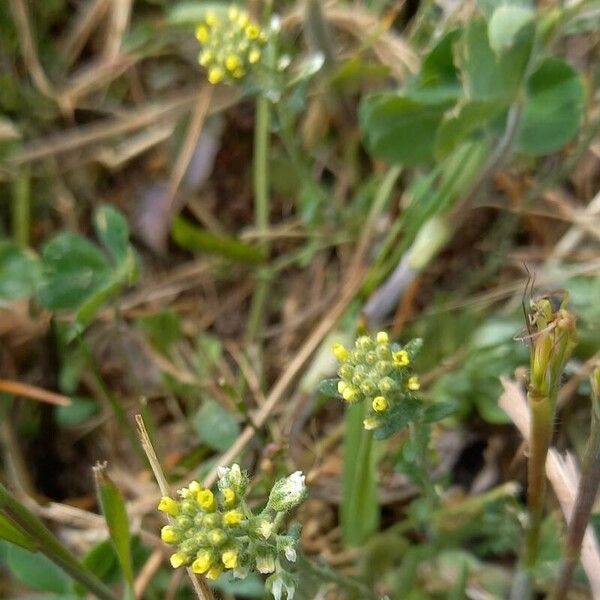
[{"x1": 266, "y1": 472, "x2": 306, "y2": 512}]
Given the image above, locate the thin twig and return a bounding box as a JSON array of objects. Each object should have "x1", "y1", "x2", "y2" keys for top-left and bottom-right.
[
  {"x1": 135, "y1": 415, "x2": 214, "y2": 600},
  {"x1": 0, "y1": 379, "x2": 71, "y2": 406}
]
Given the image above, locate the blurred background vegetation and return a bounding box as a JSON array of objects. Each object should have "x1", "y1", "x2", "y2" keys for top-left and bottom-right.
[{"x1": 0, "y1": 0, "x2": 600, "y2": 598}]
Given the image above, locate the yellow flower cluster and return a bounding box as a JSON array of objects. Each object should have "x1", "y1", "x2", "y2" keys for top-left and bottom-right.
[
  {"x1": 195, "y1": 5, "x2": 268, "y2": 85},
  {"x1": 158, "y1": 464, "x2": 303, "y2": 587},
  {"x1": 332, "y1": 332, "x2": 421, "y2": 431}
]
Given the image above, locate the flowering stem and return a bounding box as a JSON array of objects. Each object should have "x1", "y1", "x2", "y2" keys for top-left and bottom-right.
[
  {"x1": 524, "y1": 390, "x2": 554, "y2": 571},
  {"x1": 342, "y1": 403, "x2": 378, "y2": 546},
  {"x1": 135, "y1": 415, "x2": 214, "y2": 600}
]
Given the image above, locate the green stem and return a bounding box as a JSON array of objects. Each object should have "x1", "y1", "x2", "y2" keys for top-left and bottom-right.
[
  {"x1": 296, "y1": 552, "x2": 378, "y2": 600},
  {"x1": 0, "y1": 484, "x2": 118, "y2": 600},
  {"x1": 246, "y1": 96, "x2": 272, "y2": 346},
  {"x1": 342, "y1": 403, "x2": 378, "y2": 546},
  {"x1": 11, "y1": 170, "x2": 30, "y2": 246},
  {"x1": 524, "y1": 390, "x2": 555, "y2": 570}
]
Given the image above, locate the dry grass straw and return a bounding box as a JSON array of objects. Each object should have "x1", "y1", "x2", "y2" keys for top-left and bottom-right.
[{"x1": 499, "y1": 377, "x2": 600, "y2": 598}]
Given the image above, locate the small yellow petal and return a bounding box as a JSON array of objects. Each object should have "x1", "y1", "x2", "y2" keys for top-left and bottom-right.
[
  {"x1": 393, "y1": 350, "x2": 410, "y2": 367},
  {"x1": 205, "y1": 12, "x2": 218, "y2": 27},
  {"x1": 158, "y1": 496, "x2": 179, "y2": 517},
  {"x1": 342, "y1": 386, "x2": 358, "y2": 402},
  {"x1": 197, "y1": 489, "x2": 216, "y2": 510},
  {"x1": 223, "y1": 510, "x2": 243, "y2": 526},
  {"x1": 170, "y1": 553, "x2": 186, "y2": 568},
  {"x1": 222, "y1": 549, "x2": 238, "y2": 569},
  {"x1": 161, "y1": 525, "x2": 178, "y2": 544},
  {"x1": 207, "y1": 67, "x2": 224, "y2": 85},
  {"x1": 195, "y1": 25, "x2": 210, "y2": 43},
  {"x1": 225, "y1": 54, "x2": 241, "y2": 72},
  {"x1": 199, "y1": 50, "x2": 212, "y2": 66},
  {"x1": 407, "y1": 376, "x2": 420, "y2": 391},
  {"x1": 376, "y1": 331, "x2": 389, "y2": 344},
  {"x1": 206, "y1": 565, "x2": 224, "y2": 580},
  {"x1": 192, "y1": 550, "x2": 212, "y2": 574},
  {"x1": 222, "y1": 487, "x2": 236, "y2": 507},
  {"x1": 332, "y1": 343, "x2": 349, "y2": 362},
  {"x1": 248, "y1": 48, "x2": 261, "y2": 64},
  {"x1": 372, "y1": 396, "x2": 388, "y2": 412},
  {"x1": 245, "y1": 23, "x2": 260, "y2": 40}
]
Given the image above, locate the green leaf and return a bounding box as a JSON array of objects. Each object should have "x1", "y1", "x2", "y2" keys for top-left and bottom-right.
[
  {"x1": 360, "y1": 94, "x2": 450, "y2": 165},
  {"x1": 194, "y1": 399, "x2": 240, "y2": 452},
  {"x1": 38, "y1": 233, "x2": 112, "y2": 311},
  {"x1": 342, "y1": 403, "x2": 378, "y2": 545},
  {"x1": 435, "y1": 100, "x2": 506, "y2": 157},
  {"x1": 458, "y1": 17, "x2": 533, "y2": 102},
  {"x1": 0, "y1": 514, "x2": 37, "y2": 551},
  {"x1": 373, "y1": 397, "x2": 421, "y2": 440},
  {"x1": 172, "y1": 216, "x2": 266, "y2": 264},
  {"x1": 7, "y1": 544, "x2": 70, "y2": 593},
  {"x1": 55, "y1": 397, "x2": 99, "y2": 428},
  {"x1": 488, "y1": 5, "x2": 534, "y2": 55},
  {"x1": 0, "y1": 241, "x2": 41, "y2": 300},
  {"x1": 411, "y1": 30, "x2": 462, "y2": 104},
  {"x1": 167, "y1": 2, "x2": 229, "y2": 25},
  {"x1": 422, "y1": 401, "x2": 458, "y2": 424},
  {"x1": 517, "y1": 57, "x2": 585, "y2": 155},
  {"x1": 93, "y1": 465, "x2": 134, "y2": 595},
  {"x1": 317, "y1": 378, "x2": 340, "y2": 398},
  {"x1": 94, "y1": 205, "x2": 130, "y2": 265},
  {"x1": 74, "y1": 540, "x2": 120, "y2": 596}
]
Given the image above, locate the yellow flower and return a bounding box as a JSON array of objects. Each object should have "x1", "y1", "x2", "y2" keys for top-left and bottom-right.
[
  {"x1": 332, "y1": 343, "x2": 349, "y2": 361},
  {"x1": 170, "y1": 552, "x2": 186, "y2": 568},
  {"x1": 195, "y1": 25, "x2": 210, "y2": 44},
  {"x1": 199, "y1": 50, "x2": 212, "y2": 66},
  {"x1": 393, "y1": 350, "x2": 410, "y2": 367},
  {"x1": 376, "y1": 331, "x2": 389, "y2": 344},
  {"x1": 407, "y1": 376, "x2": 420, "y2": 391},
  {"x1": 206, "y1": 565, "x2": 224, "y2": 580},
  {"x1": 222, "y1": 548, "x2": 238, "y2": 568},
  {"x1": 225, "y1": 54, "x2": 241, "y2": 72},
  {"x1": 223, "y1": 510, "x2": 243, "y2": 526},
  {"x1": 205, "y1": 12, "x2": 218, "y2": 27},
  {"x1": 337, "y1": 380, "x2": 347, "y2": 395},
  {"x1": 160, "y1": 525, "x2": 178, "y2": 544},
  {"x1": 192, "y1": 549, "x2": 212, "y2": 574},
  {"x1": 158, "y1": 496, "x2": 179, "y2": 517},
  {"x1": 372, "y1": 396, "x2": 388, "y2": 412},
  {"x1": 248, "y1": 48, "x2": 261, "y2": 64},
  {"x1": 222, "y1": 487, "x2": 236, "y2": 507},
  {"x1": 342, "y1": 386, "x2": 358, "y2": 402},
  {"x1": 207, "y1": 67, "x2": 224, "y2": 85},
  {"x1": 197, "y1": 489, "x2": 216, "y2": 511},
  {"x1": 245, "y1": 23, "x2": 260, "y2": 39}
]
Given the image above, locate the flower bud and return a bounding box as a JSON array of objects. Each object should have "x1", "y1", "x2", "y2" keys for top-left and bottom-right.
[
  {"x1": 170, "y1": 552, "x2": 186, "y2": 568},
  {"x1": 266, "y1": 472, "x2": 307, "y2": 512},
  {"x1": 158, "y1": 496, "x2": 179, "y2": 517},
  {"x1": 191, "y1": 549, "x2": 212, "y2": 574},
  {"x1": 161, "y1": 525, "x2": 179, "y2": 544},
  {"x1": 256, "y1": 551, "x2": 276, "y2": 573},
  {"x1": 406, "y1": 376, "x2": 420, "y2": 391}
]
